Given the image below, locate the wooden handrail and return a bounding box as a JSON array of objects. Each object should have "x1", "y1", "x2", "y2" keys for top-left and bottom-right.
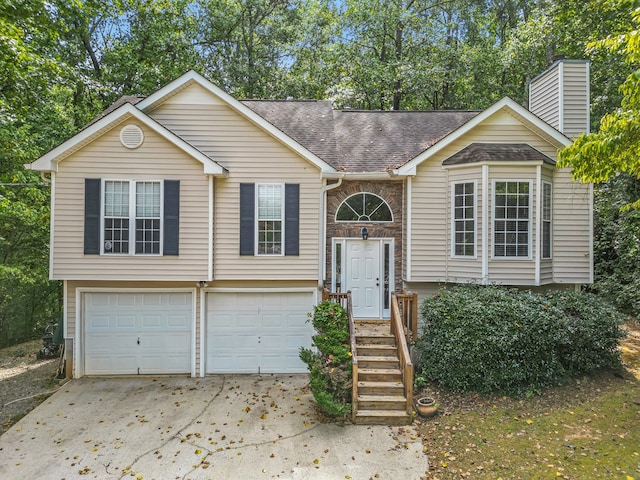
[
  {"x1": 396, "y1": 290, "x2": 419, "y2": 343},
  {"x1": 391, "y1": 292, "x2": 413, "y2": 415},
  {"x1": 323, "y1": 289, "x2": 358, "y2": 421}
]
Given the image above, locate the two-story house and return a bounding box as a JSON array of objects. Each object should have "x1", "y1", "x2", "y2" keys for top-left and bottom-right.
[{"x1": 27, "y1": 59, "x2": 592, "y2": 378}]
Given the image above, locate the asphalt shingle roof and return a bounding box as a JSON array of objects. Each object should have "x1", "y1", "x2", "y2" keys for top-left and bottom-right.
[
  {"x1": 442, "y1": 143, "x2": 556, "y2": 166},
  {"x1": 243, "y1": 101, "x2": 480, "y2": 172}
]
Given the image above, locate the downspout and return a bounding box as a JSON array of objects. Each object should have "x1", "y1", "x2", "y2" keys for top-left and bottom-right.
[{"x1": 318, "y1": 175, "x2": 344, "y2": 289}]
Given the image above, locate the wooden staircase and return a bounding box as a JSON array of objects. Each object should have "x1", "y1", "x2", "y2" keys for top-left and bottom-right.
[{"x1": 353, "y1": 320, "x2": 412, "y2": 425}]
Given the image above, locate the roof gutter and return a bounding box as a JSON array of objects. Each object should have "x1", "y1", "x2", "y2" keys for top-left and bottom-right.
[
  {"x1": 318, "y1": 175, "x2": 344, "y2": 289},
  {"x1": 322, "y1": 171, "x2": 403, "y2": 181}
]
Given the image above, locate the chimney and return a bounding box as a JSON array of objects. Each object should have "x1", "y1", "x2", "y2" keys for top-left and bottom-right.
[{"x1": 529, "y1": 59, "x2": 590, "y2": 139}]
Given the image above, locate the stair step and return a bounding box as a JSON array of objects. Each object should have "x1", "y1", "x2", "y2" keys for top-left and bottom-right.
[
  {"x1": 357, "y1": 381, "x2": 405, "y2": 395},
  {"x1": 357, "y1": 395, "x2": 407, "y2": 410},
  {"x1": 357, "y1": 356, "x2": 400, "y2": 369},
  {"x1": 353, "y1": 410, "x2": 411, "y2": 426},
  {"x1": 358, "y1": 368, "x2": 402, "y2": 382},
  {"x1": 355, "y1": 334, "x2": 396, "y2": 346},
  {"x1": 356, "y1": 344, "x2": 398, "y2": 356}
]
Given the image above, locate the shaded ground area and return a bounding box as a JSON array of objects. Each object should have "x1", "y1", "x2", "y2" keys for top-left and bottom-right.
[
  {"x1": 0, "y1": 340, "x2": 59, "y2": 435},
  {"x1": 415, "y1": 320, "x2": 640, "y2": 479}
]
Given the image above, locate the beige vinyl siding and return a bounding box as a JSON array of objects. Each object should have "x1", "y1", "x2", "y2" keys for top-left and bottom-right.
[
  {"x1": 410, "y1": 109, "x2": 559, "y2": 283},
  {"x1": 65, "y1": 280, "x2": 201, "y2": 376},
  {"x1": 149, "y1": 85, "x2": 321, "y2": 281},
  {"x1": 52, "y1": 123, "x2": 210, "y2": 280},
  {"x1": 446, "y1": 167, "x2": 482, "y2": 282},
  {"x1": 552, "y1": 168, "x2": 591, "y2": 283},
  {"x1": 529, "y1": 66, "x2": 560, "y2": 130},
  {"x1": 561, "y1": 62, "x2": 590, "y2": 137}
]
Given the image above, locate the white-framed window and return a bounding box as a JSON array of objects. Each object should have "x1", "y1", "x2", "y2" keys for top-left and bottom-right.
[
  {"x1": 542, "y1": 182, "x2": 552, "y2": 259},
  {"x1": 451, "y1": 181, "x2": 476, "y2": 257},
  {"x1": 335, "y1": 192, "x2": 393, "y2": 222},
  {"x1": 103, "y1": 180, "x2": 162, "y2": 255},
  {"x1": 493, "y1": 181, "x2": 531, "y2": 258},
  {"x1": 256, "y1": 183, "x2": 284, "y2": 255}
]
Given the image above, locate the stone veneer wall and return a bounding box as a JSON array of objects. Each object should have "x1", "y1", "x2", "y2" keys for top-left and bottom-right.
[{"x1": 325, "y1": 180, "x2": 404, "y2": 292}]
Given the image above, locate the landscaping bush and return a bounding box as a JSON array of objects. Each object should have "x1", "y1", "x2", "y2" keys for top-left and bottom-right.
[
  {"x1": 414, "y1": 285, "x2": 627, "y2": 397},
  {"x1": 299, "y1": 301, "x2": 352, "y2": 417}
]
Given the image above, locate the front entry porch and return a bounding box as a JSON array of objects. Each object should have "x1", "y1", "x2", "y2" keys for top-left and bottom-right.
[{"x1": 331, "y1": 238, "x2": 394, "y2": 319}]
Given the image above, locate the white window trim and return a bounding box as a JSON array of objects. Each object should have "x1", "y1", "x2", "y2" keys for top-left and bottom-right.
[
  {"x1": 450, "y1": 180, "x2": 477, "y2": 259},
  {"x1": 491, "y1": 179, "x2": 533, "y2": 260},
  {"x1": 100, "y1": 179, "x2": 164, "y2": 256},
  {"x1": 335, "y1": 192, "x2": 394, "y2": 223},
  {"x1": 255, "y1": 183, "x2": 285, "y2": 257},
  {"x1": 542, "y1": 181, "x2": 553, "y2": 260}
]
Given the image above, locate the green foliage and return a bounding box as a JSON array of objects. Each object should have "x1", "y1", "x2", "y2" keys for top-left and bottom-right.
[
  {"x1": 559, "y1": 7, "x2": 640, "y2": 196},
  {"x1": 591, "y1": 174, "x2": 640, "y2": 316},
  {"x1": 299, "y1": 301, "x2": 352, "y2": 417},
  {"x1": 414, "y1": 286, "x2": 627, "y2": 397}
]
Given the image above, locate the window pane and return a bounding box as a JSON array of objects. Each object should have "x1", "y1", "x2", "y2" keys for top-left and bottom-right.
[
  {"x1": 494, "y1": 182, "x2": 530, "y2": 257},
  {"x1": 136, "y1": 181, "x2": 160, "y2": 218},
  {"x1": 105, "y1": 181, "x2": 129, "y2": 217},
  {"x1": 257, "y1": 184, "x2": 282, "y2": 220},
  {"x1": 453, "y1": 182, "x2": 474, "y2": 256},
  {"x1": 336, "y1": 193, "x2": 392, "y2": 222}
]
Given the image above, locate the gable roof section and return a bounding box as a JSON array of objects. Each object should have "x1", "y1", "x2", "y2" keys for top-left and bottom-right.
[
  {"x1": 27, "y1": 103, "x2": 227, "y2": 175},
  {"x1": 136, "y1": 70, "x2": 336, "y2": 174},
  {"x1": 394, "y1": 97, "x2": 572, "y2": 175},
  {"x1": 442, "y1": 143, "x2": 556, "y2": 166}
]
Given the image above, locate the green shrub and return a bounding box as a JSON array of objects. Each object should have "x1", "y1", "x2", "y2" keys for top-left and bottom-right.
[
  {"x1": 414, "y1": 285, "x2": 627, "y2": 397},
  {"x1": 299, "y1": 301, "x2": 352, "y2": 417}
]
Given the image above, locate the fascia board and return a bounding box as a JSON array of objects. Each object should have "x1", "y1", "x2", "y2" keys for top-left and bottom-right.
[
  {"x1": 394, "y1": 97, "x2": 572, "y2": 176},
  {"x1": 26, "y1": 103, "x2": 227, "y2": 176},
  {"x1": 137, "y1": 70, "x2": 336, "y2": 174}
]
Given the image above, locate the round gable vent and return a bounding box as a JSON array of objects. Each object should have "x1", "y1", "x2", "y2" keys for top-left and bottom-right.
[{"x1": 120, "y1": 124, "x2": 144, "y2": 149}]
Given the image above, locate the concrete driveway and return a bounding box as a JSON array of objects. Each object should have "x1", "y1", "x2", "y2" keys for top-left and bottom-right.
[{"x1": 0, "y1": 375, "x2": 428, "y2": 479}]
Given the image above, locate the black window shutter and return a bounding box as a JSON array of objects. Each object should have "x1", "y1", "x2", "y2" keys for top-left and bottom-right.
[
  {"x1": 284, "y1": 184, "x2": 299, "y2": 256},
  {"x1": 240, "y1": 183, "x2": 255, "y2": 255},
  {"x1": 84, "y1": 178, "x2": 101, "y2": 254},
  {"x1": 163, "y1": 180, "x2": 180, "y2": 255}
]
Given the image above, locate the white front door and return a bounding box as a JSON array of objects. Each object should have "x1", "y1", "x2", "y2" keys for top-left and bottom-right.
[{"x1": 346, "y1": 240, "x2": 381, "y2": 318}]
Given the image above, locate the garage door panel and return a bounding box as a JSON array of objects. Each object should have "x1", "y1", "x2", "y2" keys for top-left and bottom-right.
[
  {"x1": 84, "y1": 292, "x2": 193, "y2": 376},
  {"x1": 206, "y1": 291, "x2": 314, "y2": 374}
]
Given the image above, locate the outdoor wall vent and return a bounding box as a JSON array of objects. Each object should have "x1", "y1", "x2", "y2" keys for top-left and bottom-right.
[{"x1": 119, "y1": 124, "x2": 144, "y2": 149}]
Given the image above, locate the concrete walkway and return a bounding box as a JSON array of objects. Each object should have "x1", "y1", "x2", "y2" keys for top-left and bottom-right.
[{"x1": 0, "y1": 375, "x2": 428, "y2": 479}]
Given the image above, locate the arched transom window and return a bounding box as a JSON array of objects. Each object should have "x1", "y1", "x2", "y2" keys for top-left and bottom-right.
[{"x1": 335, "y1": 193, "x2": 393, "y2": 222}]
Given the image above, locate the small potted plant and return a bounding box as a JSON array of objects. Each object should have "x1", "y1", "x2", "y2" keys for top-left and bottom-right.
[{"x1": 415, "y1": 397, "x2": 439, "y2": 417}]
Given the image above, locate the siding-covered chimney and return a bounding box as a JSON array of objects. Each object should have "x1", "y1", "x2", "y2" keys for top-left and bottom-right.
[{"x1": 529, "y1": 59, "x2": 590, "y2": 139}]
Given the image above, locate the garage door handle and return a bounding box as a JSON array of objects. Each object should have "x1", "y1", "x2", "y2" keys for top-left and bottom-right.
[{"x1": 137, "y1": 337, "x2": 140, "y2": 345}]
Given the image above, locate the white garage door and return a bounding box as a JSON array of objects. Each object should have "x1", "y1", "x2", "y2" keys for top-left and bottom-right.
[
  {"x1": 84, "y1": 292, "x2": 193, "y2": 375},
  {"x1": 206, "y1": 291, "x2": 315, "y2": 374}
]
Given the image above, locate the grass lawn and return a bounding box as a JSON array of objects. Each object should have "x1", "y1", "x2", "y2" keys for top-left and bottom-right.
[{"x1": 416, "y1": 321, "x2": 640, "y2": 480}]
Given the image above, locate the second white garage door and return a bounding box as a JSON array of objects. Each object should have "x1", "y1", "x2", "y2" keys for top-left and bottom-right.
[
  {"x1": 206, "y1": 291, "x2": 315, "y2": 374},
  {"x1": 84, "y1": 292, "x2": 193, "y2": 376}
]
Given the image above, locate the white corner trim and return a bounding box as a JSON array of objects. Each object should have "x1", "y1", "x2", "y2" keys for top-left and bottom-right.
[
  {"x1": 49, "y1": 172, "x2": 55, "y2": 280},
  {"x1": 406, "y1": 177, "x2": 412, "y2": 281},
  {"x1": 535, "y1": 165, "x2": 542, "y2": 286},
  {"x1": 137, "y1": 71, "x2": 336, "y2": 174},
  {"x1": 75, "y1": 287, "x2": 82, "y2": 378},
  {"x1": 558, "y1": 62, "x2": 564, "y2": 135},
  {"x1": 208, "y1": 175, "x2": 214, "y2": 281},
  {"x1": 191, "y1": 289, "x2": 197, "y2": 378},
  {"x1": 63, "y1": 280, "x2": 68, "y2": 338},
  {"x1": 481, "y1": 165, "x2": 489, "y2": 284}
]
